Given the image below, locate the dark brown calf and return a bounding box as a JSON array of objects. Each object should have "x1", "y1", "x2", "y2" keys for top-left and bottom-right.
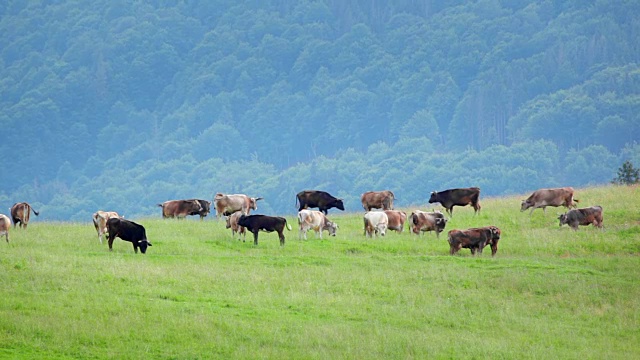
[{"x1": 447, "y1": 226, "x2": 501, "y2": 256}]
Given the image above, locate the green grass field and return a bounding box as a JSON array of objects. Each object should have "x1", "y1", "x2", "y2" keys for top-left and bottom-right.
[{"x1": 1, "y1": 185, "x2": 639, "y2": 359}]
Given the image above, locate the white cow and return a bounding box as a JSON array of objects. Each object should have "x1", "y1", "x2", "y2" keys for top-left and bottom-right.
[
  {"x1": 364, "y1": 211, "x2": 389, "y2": 238},
  {"x1": 0, "y1": 213, "x2": 10, "y2": 242},
  {"x1": 92, "y1": 210, "x2": 121, "y2": 244},
  {"x1": 297, "y1": 209, "x2": 338, "y2": 240}
]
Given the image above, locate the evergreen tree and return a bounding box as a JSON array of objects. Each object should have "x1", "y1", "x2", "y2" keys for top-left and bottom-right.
[{"x1": 612, "y1": 161, "x2": 640, "y2": 185}]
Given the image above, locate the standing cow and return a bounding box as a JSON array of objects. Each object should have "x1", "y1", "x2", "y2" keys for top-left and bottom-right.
[
  {"x1": 296, "y1": 190, "x2": 344, "y2": 214},
  {"x1": 158, "y1": 199, "x2": 203, "y2": 219},
  {"x1": 521, "y1": 187, "x2": 578, "y2": 215},
  {"x1": 106, "y1": 218, "x2": 152, "y2": 254},
  {"x1": 297, "y1": 209, "x2": 338, "y2": 240},
  {"x1": 361, "y1": 190, "x2": 395, "y2": 211},
  {"x1": 0, "y1": 214, "x2": 10, "y2": 242},
  {"x1": 384, "y1": 210, "x2": 407, "y2": 233},
  {"x1": 92, "y1": 210, "x2": 121, "y2": 244},
  {"x1": 409, "y1": 210, "x2": 448, "y2": 238},
  {"x1": 214, "y1": 193, "x2": 263, "y2": 218},
  {"x1": 10, "y1": 202, "x2": 39, "y2": 228},
  {"x1": 225, "y1": 211, "x2": 246, "y2": 241},
  {"x1": 447, "y1": 226, "x2": 501, "y2": 256},
  {"x1": 363, "y1": 211, "x2": 389, "y2": 238},
  {"x1": 558, "y1": 206, "x2": 603, "y2": 230},
  {"x1": 237, "y1": 214, "x2": 291, "y2": 246},
  {"x1": 428, "y1": 187, "x2": 481, "y2": 216},
  {"x1": 188, "y1": 199, "x2": 212, "y2": 220}
]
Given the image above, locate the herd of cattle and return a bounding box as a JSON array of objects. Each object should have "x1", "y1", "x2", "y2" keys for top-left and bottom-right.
[{"x1": 1, "y1": 187, "x2": 604, "y2": 256}]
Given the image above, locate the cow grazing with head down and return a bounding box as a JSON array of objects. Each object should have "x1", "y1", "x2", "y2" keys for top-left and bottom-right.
[
  {"x1": 106, "y1": 218, "x2": 152, "y2": 254},
  {"x1": 296, "y1": 190, "x2": 344, "y2": 215},
  {"x1": 409, "y1": 210, "x2": 447, "y2": 238},
  {"x1": 384, "y1": 210, "x2": 407, "y2": 233},
  {"x1": 214, "y1": 193, "x2": 263, "y2": 218},
  {"x1": 364, "y1": 211, "x2": 389, "y2": 238},
  {"x1": 429, "y1": 187, "x2": 481, "y2": 216},
  {"x1": 10, "y1": 202, "x2": 39, "y2": 228},
  {"x1": 188, "y1": 199, "x2": 212, "y2": 220},
  {"x1": 447, "y1": 226, "x2": 501, "y2": 256},
  {"x1": 361, "y1": 190, "x2": 395, "y2": 211},
  {"x1": 297, "y1": 209, "x2": 338, "y2": 240},
  {"x1": 92, "y1": 210, "x2": 121, "y2": 244},
  {"x1": 0, "y1": 214, "x2": 10, "y2": 242},
  {"x1": 225, "y1": 211, "x2": 246, "y2": 241},
  {"x1": 237, "y1": 214, "x2": 291, "y2": 246},
  {"x1": 558, "y1": 206, "x2": 603, "y2": 231},
  {"x1": 158, "y1": 199, "x2": 203, "y2": 219},
  {"x1": 521, "y1": 187, "x2": 578, "y2": 215}
]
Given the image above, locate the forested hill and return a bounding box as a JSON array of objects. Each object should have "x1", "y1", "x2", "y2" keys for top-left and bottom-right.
[{"x1": 1, "y1": 0, "x2": 639, "y2": 220}]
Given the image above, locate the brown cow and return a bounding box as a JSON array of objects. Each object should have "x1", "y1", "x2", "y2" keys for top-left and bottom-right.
[
  {"x1": 10, "y1": 202, "x2": 39, "y2": 228},
  {"x1": 225, "y1": 211, "x2": 246, "y2": 241},
  {"x1": 558, "y1": 206, "x2": 603, "y2": 230},
  {"x1": 0, "y1": 214, "x2": 10, "y2": 242},
  {"x1": 158, "y1": 199, "x2": 203, "y2": 219},
  {"x1": 409, "y1": 210, "x2": 447, "y2": 238},
  {"x1": 214, "y1": 193, "x2": 263, "y2": 218},
  {"x1": 521, "y1": 187, "x2": 578, "y2": 215},
  {"x1": 447, "y1": 226, "x2": 501, "y2": 256},
  {"x1": 361, "y1": 190, "x2": 395, "y2": 211},
  {"x1": 428, "y1": 187, "x2": 481, "y2": 216},
  {"x1": 384, "y1": 210, "x2": 407, "y2": 233},
  {"x1": 92, "y1": 210, "x2": 121, "y2": 244}
]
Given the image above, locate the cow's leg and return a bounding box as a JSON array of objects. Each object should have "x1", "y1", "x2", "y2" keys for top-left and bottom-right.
[
  {"x1": 108, "y1": 236, "x2": 115, "y2": 251},
  {"x1": 529, "y1": 207, "x2": 535, "y2": 216},
  {"x1": 278, "y1": 230, "x2": 285, "y2": 246},
  {"x1": 252, "y1": 231, "x2": 259, "y2": 245},
  {"x1": 491, "y1": 244, "x2": 498, "y2": 257},
  {"x1": 133, "y1": 244, "x2": 139, "y2": 253}
]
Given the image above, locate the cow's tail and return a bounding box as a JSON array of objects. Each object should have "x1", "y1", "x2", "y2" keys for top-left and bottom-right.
[
  {"x1": 31, "y1": 205, "x2": 39, "y2": 216},
  {"x1": 295, "y1": 195, "x2": 299, "y2": 210},
  {"x1": 156, "y1": 203, "x2": 163, "y2": 207},
  {"x1": 285, "y1": 219, "x2": 292, "y2": 231}
]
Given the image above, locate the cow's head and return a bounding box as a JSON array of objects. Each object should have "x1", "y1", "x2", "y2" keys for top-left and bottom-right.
[
  {"x1": 326, "y1": 221, "x2": 338, "y2": 236},
  {"x1": 557, "y1": 213, "x2": 568, "y2": 226},
  {"x1": 333, "y1": 198, "x2": 345, "y2": 211},
  {"x1": 428, "y1": 191, "x2": 438, "y2": 203},
  {"x1": 435, "y1": 217, "x2": 448, "y2": 233},
  {"x1": 520, "y1": 200, "x2": 532, "y2": 212},
  {"x1": 377, "y1": 223, "x2": 387, "y2": 236},
  {"x1": 488, "y1": 226, "x2": 501, "y2": 240},
  {"x1": 249, "y1": 197, "x2": 263, "y2": 211},
  {"x1": 138, "y1": 239, "x2": 152, "y2": 254}
]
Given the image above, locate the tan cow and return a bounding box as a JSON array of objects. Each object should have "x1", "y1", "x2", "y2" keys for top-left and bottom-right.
[
  {"x1": 361, "y1": 190, "x2": 395, "y2": 211},
  {"x1": 0, "y1": 214, "x2": 10, "y2": 242},
  {"x1": 297, "y1": 209, "x2": 338, "y2": 240},
  {"x1": 521, "y1": 187, "x2": 578, "y2": 215},
  {"x1": 408, "y1": 210, "x2": 448, "y2": 238},
  {"x1": 225, "y1": 211, "x2": 246, "y2": 241},
  {"x1": 384, "y1": 210, "x2": 407, "y2": 233},
  {"x1": 92, "y1": 211, "x2": 121, "y2": 244},
  {"x1": 10, "y1": 202, "x2": 39, "y2": 228},
  {"x1": 214, "y1": 193, "x2": 263, "y2": 218},
  {"x1": 364, "y1": 211, "x2": 389, "y2": 238}
]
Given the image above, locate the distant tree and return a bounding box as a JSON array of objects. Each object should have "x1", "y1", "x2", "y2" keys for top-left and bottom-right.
[{"x1": 612, "y1": 160, "x2": 640, "y2": 185}]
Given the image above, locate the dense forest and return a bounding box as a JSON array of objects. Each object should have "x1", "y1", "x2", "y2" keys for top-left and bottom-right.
[{"x1": 1, "y1": 0, "x2": 639, "y2": 220}]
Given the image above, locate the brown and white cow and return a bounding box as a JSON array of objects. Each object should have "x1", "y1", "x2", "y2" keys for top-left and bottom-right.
[
  {"x1": 92, "y1": 210, "x2": 121, "y2": 244},
  {"x1": 297, "y1": 209, "x2": 338, "y2": 240},
  {"x1": 363, "y1": 211, "x2": 389, "y2": 238},
  {"x1": 558, "y1": 206, "x2": 603, "y2": 230},
  {"x1": 361, "y1": 190, "x2": 395, "y2": 211},
  {"x1": 408, "y1": 210, "x2": 448, "y2": 238},
  {"x1": 384, "y1": 210, "x2": 407, "y2": 233},
  {"x1": 447, "y1": 226, "x2": 501, "y2": 256},
  {"x1": 225, "y1": 211, "x2": 246, "y2": 241},
  {"x1": 521, "y1": 187, "x2": 578, "y2": 215},
  {"x1": 214, "y1": 193, "x2": 263, "y2": 218},
  {"x1": 429, "y1": 187, "x2": 481, "y2": 216},
  {"x1": 10, "y1": 202, "x2": 39, "y2": 228},
  {"x1": 158, "y1": 199, "x2": 203, "y2": 219},
  {"x1": 0, "y1": 214, "x2": 10, "y2": 242}
]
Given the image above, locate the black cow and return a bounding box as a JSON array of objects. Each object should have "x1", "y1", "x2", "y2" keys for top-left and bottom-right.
[
  {"x1": 428, "y1": 187, "x2": 481, "y2": 216},
  {"x1": 188, "y1": 199, "x2": 212, "y2": 220},
  {"x1": 237, "y1": 214, "x2": 292, "y2": 246},
  {"x1": 296, "y1": 190, "x2": 345, "y2": 215},
  {"x1": 106, "y1": 218, "x2": 152, "y2": 254}
]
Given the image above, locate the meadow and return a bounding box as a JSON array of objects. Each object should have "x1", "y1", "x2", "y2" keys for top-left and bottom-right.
[{"x1": 1, "y1": 186, "x2": 639, "y2": 359}]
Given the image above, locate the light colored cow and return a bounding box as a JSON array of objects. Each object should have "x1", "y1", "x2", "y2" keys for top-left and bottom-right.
[
  {"x1": 0, "y1": 214, "x2": 10, "y2": 242},
  {"x1": 408, "y1": 210, "x2": 447, "y2": 238},
  {"x1": 297, "y1": 209, "x2": 338, "y2": 240},
  {"x1": 214, "y1": 193, "x2": 263, "y2": 218},
  {"x1": 92, "y1": 211, "x2": 121, "y2": 244},
  {"x1": 225, "y1": 211, "x2": 246, "y2": 241},
  {"x1": 521, "y1": 187, "x2": 578, "y2": 215},
  {"x1": 364, "y1": 211, "x2": 389, "y2": 238}
]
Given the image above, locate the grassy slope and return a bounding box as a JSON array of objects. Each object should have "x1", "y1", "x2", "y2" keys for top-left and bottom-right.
[{"x1": 0, "y1": 185, "x2": 638, "y2": 359}]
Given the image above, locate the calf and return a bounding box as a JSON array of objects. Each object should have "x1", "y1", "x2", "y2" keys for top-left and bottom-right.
[
  {"x1": 384, "y1": 210, "x2": 407, "y2": 233},
  {"x1": 225, "y1": 211, "x2": 246, "y2": 241},
  {"x1": 10, "y1": 202, "x2": 39, "y2": 228},
  {"x1": 447, "y1": 226, "x2": 501, "y2": 256},
  {"x1": 363, "y1": 211, "x2": 389, "y2": 238},
  {"x1": 558, "y1": 206, "x2": 603, "y2": 230},
  {"x1": 0, "y1": 214, "x2": 10, "y2": 242},
  {"x1": 409, "y1": 210, "x2": 447, "y2": 238},
  {"x1": 237, "y1": 214, "x2": 291, "y2": 246},
  {"x1": 106, "y1": 218, "x2": 152, "y2": 254},
  {"x1": 297, "y1": 209, "x2": 338, "y2": 240},
  {"x1": 92, "y1": 210, "x2": 121, "y2": 244}
]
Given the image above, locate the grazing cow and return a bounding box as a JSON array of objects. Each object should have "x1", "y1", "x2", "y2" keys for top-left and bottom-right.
[
  {"x1": 296, "y1": 190, "x2": 345, "y2": 214},
  {"x1": 428, "y1": 187, "x2": 481, "y2": 216},
  {"x1": 225, "y1": 211, "x2": 246, "y2": 241},
  {"x1": 297, "y1": 209, "x2": 338, "y2": 240},
  {"x1": 363, "y1": 211, "x2": 389, "y2": 238},
  {"x1": 237, "y1": 214, "x2": 291, "y2": 246},
  {"x1": 384, "y1": 210, "x2": 407, "y2": 233},
  {"x1": 361, "y1": 190, "x2": 395, "y2": 211},
  {"x1": 521, "y1": 187, "x2": 578, "y2": 215},
  {"x1": 558, "y1": 206, "x2": 603, "y2": 230},
  {"x1": 106, "y1": 218, "x2": 152, "y2": 254},
  {"x1": 447, "y1": 226, "x2": 501, "y2": 256},
  {"x1": 158, "y1": 199, "x2": 203, "y2": 219},
  {"x1": 409, "y1": 210, "x2": 448, "y2": 238},
  {"x1": 214, "y1": 193, "x2": 263, "y2": 218},
  {"x1": 0, "y1": 214, "x2": 10, "y2": 242},
  {"x1": 10, "y1": 202, "x2": 39, "y2": 228},
  {"x1": 188, "y1": 199, "x2": 212, "y2": 220},
  {"x1": 92, "y1": 210, "x2": 120, "y2": 244}
]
